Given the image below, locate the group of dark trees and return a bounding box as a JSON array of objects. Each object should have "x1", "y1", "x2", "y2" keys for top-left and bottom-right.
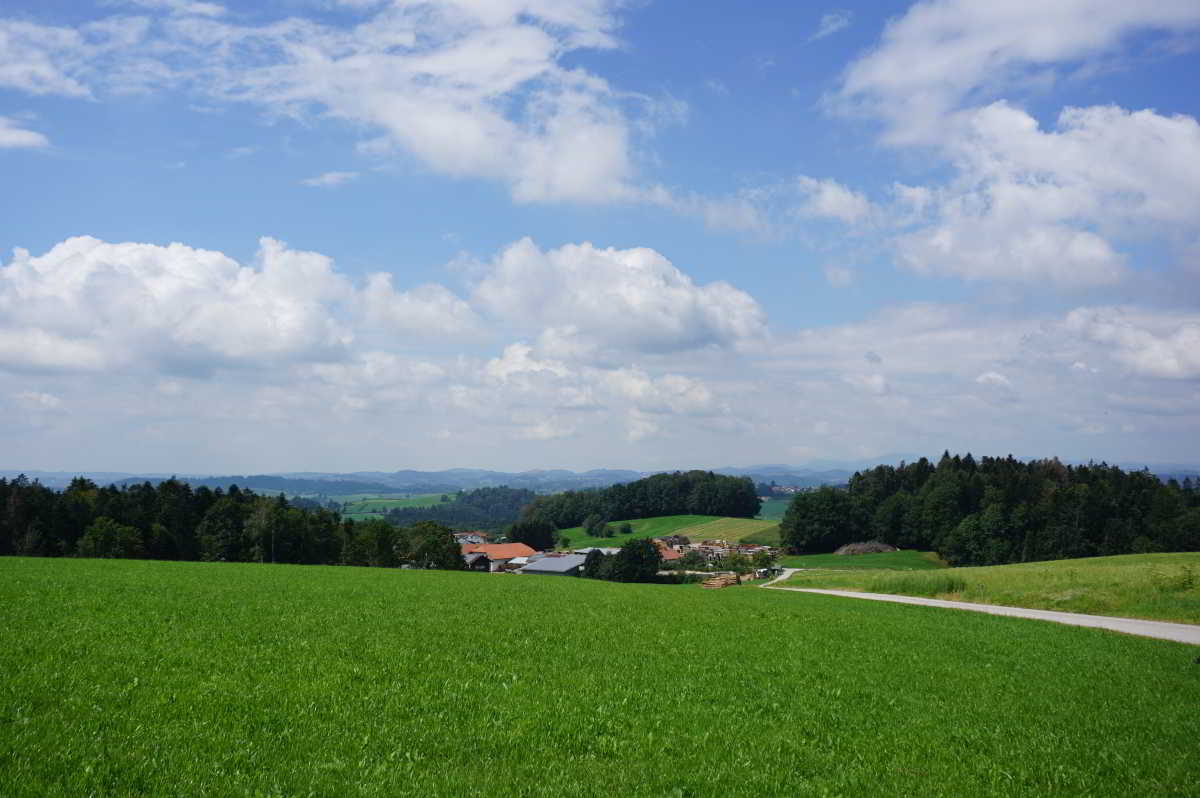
[
  {"x1": 0, "y1": 475, "x2": 462, "y2": 570},
  {"x1": 581, "y1": 538, "x2": 662, "y2": 582},
  {"x1": 781, "y1": 453, "x2": 1200, "y2": 566},
  {"x1": 384, "y1": 486, "x2": 535, "y2": 531},
  {"x1": 520, "y1": 471, "x2": 760, "y2": 530}
]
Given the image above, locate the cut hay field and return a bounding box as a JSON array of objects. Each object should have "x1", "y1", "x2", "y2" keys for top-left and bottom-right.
[
  {"x1": 3, "y1": 557, "x2": 1199, "y2": 797},
  {"x1": 673, "y1": 517, "x2": 778, "y2": 542},
  {"x1": 784, "y1": 552, "x2": 1200, "y2": 624},
  {"x1": 780, "y1": 550, "x2": 947, "y2": 570}
]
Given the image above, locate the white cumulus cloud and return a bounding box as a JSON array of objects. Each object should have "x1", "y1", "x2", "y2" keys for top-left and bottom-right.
[
  {"x1": 0, "y1": 116, "x2": 49, "y2": 148},
  {"x1": 301, "y1": 171, "x2": 360, "y2": 188},
  {"x1": 472, "y1": 238, "x2": 768, "y2": 360},
  {"x1": 836, "y1": 0, "x2": 1200, "y2": 145}
]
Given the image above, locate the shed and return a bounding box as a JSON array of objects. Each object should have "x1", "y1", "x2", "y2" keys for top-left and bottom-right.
[{"x1": 517, "y1": 553, "x2": 588, "y2": 576}]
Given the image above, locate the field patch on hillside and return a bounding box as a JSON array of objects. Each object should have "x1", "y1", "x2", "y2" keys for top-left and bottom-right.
[
  {"x1": 559, "y1": 514, "x2": 720, "y2": 549},
  {"x1": 756, "y1": 497, "x2": 790, "y2": 521},
  {"x1": 675, "y1": 517, "x2": 779, "y2": 542},
  {"x1": 562, "y1": 515, "x2": 778, "y2": 549},
  {"x1": 334, "y1": 492, "x2": 453, "y2": 520},
  {"x1": 1, "y1": 557, "x2": 1197, "y2": 797},
  {"x1": 780, "y1": 550, "x2": 946, "y2": 570},
  {"x1": 784, "y1": 552, "x2": 1200, "y2": 624}
]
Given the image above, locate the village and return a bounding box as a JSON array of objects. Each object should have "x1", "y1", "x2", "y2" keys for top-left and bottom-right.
[{"x1": 454, "y1": 530, "x2": 781, "y2": 582}]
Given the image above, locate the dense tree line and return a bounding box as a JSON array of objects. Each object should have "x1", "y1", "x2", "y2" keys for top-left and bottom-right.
[
  {"x1": 581, "y1": 538, "x2": 663, "y2": 583},
  {"x1": 0, "y1": 476, "x2": 462, "y2": 570},
  {"x1": 520, "y1": 471, "x2": 761, "y2": 529},
  {"x1": 780, "y1": 453, "x2": 1200, "y2": 566},
  {"x1": 384, "y1": 486, "x2": 536, "y2": 531}
]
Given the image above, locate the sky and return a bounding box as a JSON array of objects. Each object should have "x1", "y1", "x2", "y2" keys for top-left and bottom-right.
[{"x1": 2, "y1": 0, "x2": 1199, "y2": 474}]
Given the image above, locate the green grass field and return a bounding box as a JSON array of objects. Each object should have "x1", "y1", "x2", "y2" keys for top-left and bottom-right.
[
  {"x1": 756, "y1": 496, "x2": 791, "y2": 521},
  {"x1": 780, "y1": 550, "x2": 947, "y2": 570},
  {"x1": 333, "y1": 493, "x2": 453, "y2": 521},
  {"x1": 2, "y1": 557, "x2": 1198, "y2": 797},
  {"x1": 783, "y1": 552, "x2": 1200, "y2": 624},
  {"x1": 673, "y1": 517, "x2": 779, "y2": 542},
  {"x1": 558, "y1": 514, "x2": 720, "y2": 549},
  {"x1": 561, "y1": 515, "x2": 778, "y2": 550}
]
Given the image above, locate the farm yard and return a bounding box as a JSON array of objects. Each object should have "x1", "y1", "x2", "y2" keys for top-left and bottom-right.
[{"x1": 2, "y1": 557, "x2": 1198, "y2": 797}]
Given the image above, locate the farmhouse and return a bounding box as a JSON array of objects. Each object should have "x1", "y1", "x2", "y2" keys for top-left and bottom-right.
[
  {"x1": 517, "y1": 553, "x2": 588, "y2": 576},
  {"x1": 453, "y1": 531, "x2": 491, "y2": 546},
  {"x1": 461, "y1": 542, "x2": 536, "y2": 571}
]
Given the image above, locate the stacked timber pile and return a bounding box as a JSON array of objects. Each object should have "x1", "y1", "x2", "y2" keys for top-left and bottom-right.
[{"x1": 701, "y1": 574, "x2": 740, "y2": 589}]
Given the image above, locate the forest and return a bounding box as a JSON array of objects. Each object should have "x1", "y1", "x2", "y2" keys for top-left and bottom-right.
[
  {"x1": 519, "y1": 470, "x2": 761, "y2": 529},
  {"x1": 781, "y1": 453, "x2": 1200, "y2": 566},
  {"x1": 0, "y1": 476, "x2": 462, "y2": 570},
  {"x1": 384, "y1": 486, "x2": 535, "y2": 530}
]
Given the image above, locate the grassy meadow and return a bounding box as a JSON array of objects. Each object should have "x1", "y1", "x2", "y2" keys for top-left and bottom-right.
[
  {"x1": 335, "y1": 492, "x2": 453, "y2": 521},
  {"x1": 3, "y1": 557, "x2": 1199, "y2": 797},
  {"x1": 560, "y1": 515, "x2": 777, "y2": 550},
  {"x1": 756, "y1": 497, "x2": 791, "y2": 521},
  {"x1": 558, "y1": 514, "x2": 720, "y2": 548},
  {"x1": 780, "y1": 550, "x2": 947, "y2": 570},
  {"x1": 783, "y1": 552, "x2": 1200, "y2": 624},
  {"x1": 672, "y1": 517, "x2": 778, "y2": 542}
]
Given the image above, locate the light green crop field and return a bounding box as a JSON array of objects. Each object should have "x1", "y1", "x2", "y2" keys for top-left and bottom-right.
[
  {"x1": 784, "y1": 552, "x2": 1200, "y2": 624},
  {"x1": 742, "y1": 525, "x2": 782, "y2": 546},
  {"x1": 780, "y1": 550, "x2": 947, "y2": 570},
  {"x1": 334, "y1": 493, "x2": 453, "y2": 521},
  {"x1": 675, "y1": 517, "x2": 779, "y2": 543},
  {"x1": 558, "y1": 514, "x2": 720, "y2": 548},
  {"x1": 3, "y1": 558, "x2": 1199, "y2": 797},
  {"x1": 756, "y1": 497, "x2": 791, "y2": 521}
]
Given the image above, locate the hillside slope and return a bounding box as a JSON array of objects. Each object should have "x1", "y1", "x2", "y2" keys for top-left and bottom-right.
[{"x1": 784, "y1": 552, "x2": 1200, "y2": 623}]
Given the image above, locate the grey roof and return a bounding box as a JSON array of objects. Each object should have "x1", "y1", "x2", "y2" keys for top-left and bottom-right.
[
  {"x1": 463, "y1": 552, "x2": 489, "y2": 565},
  {"x1": 574, "y1": 547, "x2": 620, "y2": 556},
  {"x1": 518, "y1": 554, "x2": 588, "y2": 574}
]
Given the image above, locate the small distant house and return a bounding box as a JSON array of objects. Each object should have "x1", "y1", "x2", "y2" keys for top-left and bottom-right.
[
  {"x1": 461, "y1": 542, "x2": 536, "y2": 572},
  {"x1": 574, "y1": 547, "x2": 621, "y2": 556},
  {"x1": 517, "y1": 553, "x2": 588, "y2": 576},
  {"x1": 453, "y1": 531, "x2": 491, "y2": 546}
]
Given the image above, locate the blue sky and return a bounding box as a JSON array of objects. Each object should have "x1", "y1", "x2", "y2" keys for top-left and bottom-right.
[{"x1": 2, "y1": 0, "x2": 1199, "y2": 473}]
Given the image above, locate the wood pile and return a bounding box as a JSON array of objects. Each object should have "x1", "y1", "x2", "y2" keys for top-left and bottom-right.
[{"x1": 701, "y1": 574, "x2": 740, "y2": 589}]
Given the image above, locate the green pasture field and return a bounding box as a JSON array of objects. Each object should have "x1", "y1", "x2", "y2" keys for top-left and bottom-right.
[
  {"x1": 2, "y1": 558, "x2": 1198, "y2": 797},
  {"x1": 675, "y1": 517, "x2": 779, "y2": 543},
  {"x1": 333, "y1": 493, "x2": 453, "y2": 521},
  {"x1": 756, "y1": 496, "x2": 790, "y2": 521},
  {"x1": 783, "y1": 552, "x2": 1200, "y2": 624},
  {"x1": 780, "y1": 550, "x2": 947, "y2": 570},
  {"x1": 742, "y1": 525, "x2": 782, "y2": 546},
  {"x1": 559, "y1": 514, "x2": 720, "y2": 549}
]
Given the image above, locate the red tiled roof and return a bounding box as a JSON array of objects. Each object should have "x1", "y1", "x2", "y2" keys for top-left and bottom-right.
[{"x1": 461, "y1": 542, "x2": 537, "y2": 559}]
